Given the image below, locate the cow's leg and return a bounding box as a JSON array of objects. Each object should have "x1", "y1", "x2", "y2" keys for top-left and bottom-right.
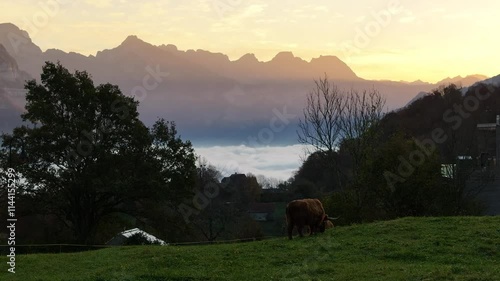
[
  {"x1": 309, "y1": 225, "x2": 315, "y2": 236},
  {"x1": 298, "y1": 226, "x2": 304, "y2": 237},
  {"x1": 287, "y1": 223, "x2": 294, "y2": 240}
]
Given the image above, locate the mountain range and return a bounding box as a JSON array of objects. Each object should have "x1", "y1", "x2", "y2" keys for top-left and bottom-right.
[{"x1": 0, "y1": 22, "x2": 494, "y2": 145}]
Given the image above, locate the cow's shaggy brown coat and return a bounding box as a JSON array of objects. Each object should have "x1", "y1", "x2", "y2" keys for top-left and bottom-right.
[{"x1": 286, "y1": 199, "x2": 327, "y2": 240}]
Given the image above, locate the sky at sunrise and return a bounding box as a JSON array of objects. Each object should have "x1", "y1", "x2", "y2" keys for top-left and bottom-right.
[{"x1": 2, "y1": 0, "x2": 499, "y2": 83}]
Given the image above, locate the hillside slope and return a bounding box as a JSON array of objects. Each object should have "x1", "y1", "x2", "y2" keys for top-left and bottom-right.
[{"x1": 2, "y1": 217, "x2": 500, "y2": 281}]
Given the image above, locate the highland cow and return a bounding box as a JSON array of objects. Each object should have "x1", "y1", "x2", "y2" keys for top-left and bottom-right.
[{"x1": 286, "y1": 199, "x2": 329, "y2": 240}]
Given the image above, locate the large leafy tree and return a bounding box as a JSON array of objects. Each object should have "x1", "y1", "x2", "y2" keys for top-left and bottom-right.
[{"x1": 0, "y1": 62, "x2": 196, "y2": 243}]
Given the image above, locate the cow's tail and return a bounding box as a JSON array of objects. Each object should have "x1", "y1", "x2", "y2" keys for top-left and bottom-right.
[
  {"x1": 285, "y1": 204, "x2": 294, "y2": 239},
  {"x1": 285, "y1": 204, "x2": 291, "y2": 223}
]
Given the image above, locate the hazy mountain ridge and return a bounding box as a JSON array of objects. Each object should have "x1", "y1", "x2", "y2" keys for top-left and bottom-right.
[
  {"x1": 0, "y1": 43, "x2": 28, "y2": 133},
  {"x1": 0, "y1": 23, "x2": 487, "y2": 88},
  {"x1": 0, "y1": 22, "x2": 494, "y2": 145},
  {"x1": 0, "y1": 23, "x2": 43, "y2": 78},
  {"x1": 436, "y1": 74, "x2": 488, "y2": 87},
  {"x1": 0, "y1": 44, "x2": 21, "y2": 82},
  {"x1": 471, "y1": 74, "x2": 500, "y2": 88},
  {"x1": 148, "y1": 38, "x2": 360, "y2": 83},
  {"x1": 0, "y1": 23, "x2": 359, "y2": 84}
]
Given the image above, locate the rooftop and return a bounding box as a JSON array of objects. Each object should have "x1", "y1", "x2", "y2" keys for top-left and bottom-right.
[{"x1": 115, "y1": 228, "x2": 167, "y2": 245}]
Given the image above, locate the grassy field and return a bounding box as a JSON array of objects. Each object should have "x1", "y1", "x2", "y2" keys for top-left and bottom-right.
[{"x1": 2, "y1": 216, "x2": 500, "y2": 281}]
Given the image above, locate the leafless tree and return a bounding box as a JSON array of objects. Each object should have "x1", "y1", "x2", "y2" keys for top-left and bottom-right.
[
  {"x1": 256, "y1": 174, "x2": 282, "y2": 189},
  {"x1": 298, "y1": 76, "x2": 385, "y2": 152},
  {"x1": 298, "y1": 76, "x2": 344, "y2": 153},
  {"x1": 339, "y1": 88, "x2": 386, "y2": 177},
  {"x1": 297, "y1": 76, "x2": 386, "y2": 189}
]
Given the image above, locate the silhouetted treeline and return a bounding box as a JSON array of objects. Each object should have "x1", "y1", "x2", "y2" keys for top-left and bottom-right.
[{"x1": 285, "y1": 83, "x2": 499, "y2": 224}]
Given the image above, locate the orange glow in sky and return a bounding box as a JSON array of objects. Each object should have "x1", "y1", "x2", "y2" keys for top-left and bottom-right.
[{"x1": 1, "y1": 0, "x2": 499, "y2": 83}]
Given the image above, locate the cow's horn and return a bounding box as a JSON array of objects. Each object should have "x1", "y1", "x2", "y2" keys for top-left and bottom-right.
[{"x1": 328, "y1": 216, "x2": 341, "y2": 220}]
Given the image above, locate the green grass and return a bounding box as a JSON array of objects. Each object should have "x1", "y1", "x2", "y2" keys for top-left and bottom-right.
[{"x1": 2, "y1": 216, "x2": 500, "y2": 280}]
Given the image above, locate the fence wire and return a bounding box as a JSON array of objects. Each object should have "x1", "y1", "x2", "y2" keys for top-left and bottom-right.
[{"x1": 0, "y1": 235, "x2": 283, "y2": 255}]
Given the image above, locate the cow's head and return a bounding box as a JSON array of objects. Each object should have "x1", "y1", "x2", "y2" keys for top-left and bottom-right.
[
  {"x1": 317, "y1": 214, "x2": 338, "y2": 232},
  {"x1": 325, "y1": 220, "x2": 334, "y2": 229}
]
